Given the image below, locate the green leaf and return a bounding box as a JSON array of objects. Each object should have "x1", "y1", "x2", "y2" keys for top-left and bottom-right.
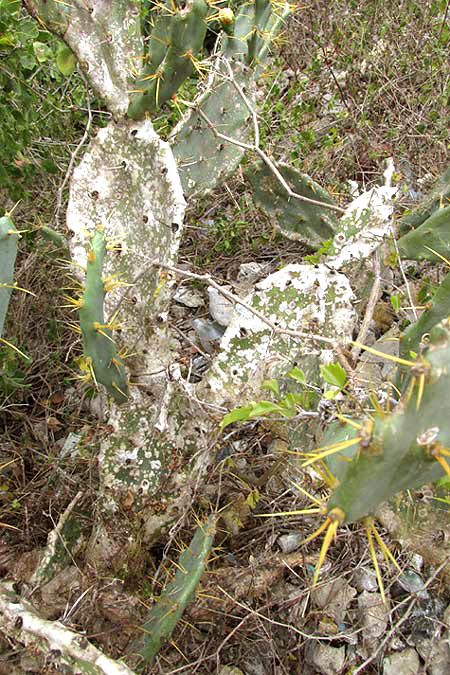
[
  {"x1": 390, "y1": 294, "x2": 401, "y2": 312},
  {"x1": 247, "y1": 401, "x2": 286, "y2": 417},
  {"x1": 288, "y1": 366, "x2": 307, "y2": 384},
  {"x1": 56, "y1": 44, "x2": 76, "y2": 76},
  {"x1": 220, "y1": 405, "x2": 254, "y2": 430},
  {"x1": 262, "y1": 378, "x2": 280, "y2": 397},
  {"x1": 33, "y1": 41, "x2": 52, "y2": 64},
  {"x1": 320, "y1": 363, "x2": 347, "y2": 389}
]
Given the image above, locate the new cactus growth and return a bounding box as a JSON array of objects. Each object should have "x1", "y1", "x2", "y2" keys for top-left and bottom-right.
[
  {"x1": 128, "y1": 515, "x2": 216, "y2": 669},
  {"x1": 0, "y1": 214, "x2": 20, "y2": 338},
  {"x1": 78, "y1": 228, "x2": 128, "y2": 404},
  {"x1": 246, "y1": 162, "x2": 339, "y2": 245},
  {"x1": 128, "y1": 0, "x2": 209, "y2": 119}
]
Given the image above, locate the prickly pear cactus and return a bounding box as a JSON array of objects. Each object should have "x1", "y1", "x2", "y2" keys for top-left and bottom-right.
[
  {"x1": 66, "y1": 118, "x2": 185, "y2": 390},
  {"x1": 170, "y1": 58, "x2": 257, "y2": 198},
  {"x1": 400, "y1": 270, "x2": 450, "y2": 359},
  {"x1": 300, "y1": 320, "x2": 450, "y2": 595},
  {"x1": 246, "y1": 161, "x2": 339, "y2": 245},
  {"x1": 170, "y1": 0, "x2": 291, "y2": 198},
  {"x1": 398, "y1": 164, "x2": 450, "y2": 236},
  {"x1": 0, "y1": 214, "x2": 19, "y2": 338},
  {"x1": 397, "y1": 204, "x2": 450, "y2": 262},
  {"x1": 23, "y1": 0, "x2": 143, "y2": 116},
  {"x1": 128, "y1": 515, "x2": 216, "y2": 669},
  {"x1": 78, "y1": 228, "x2": 128, "y2": 404},
  {"x1": 327, "y1": 183, "x2": 398, "y2": 270},
  {"x1": 201, "y1": 263, "x2": 356, "y2": 410},
  {"x1": 127, "y1": 0, "x2": 209, "y2": 119}
]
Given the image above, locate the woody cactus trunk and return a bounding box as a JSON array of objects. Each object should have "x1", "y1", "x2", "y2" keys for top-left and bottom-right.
[{"x1": 20, "y1": 0, "x2": 292, "y2": 572}]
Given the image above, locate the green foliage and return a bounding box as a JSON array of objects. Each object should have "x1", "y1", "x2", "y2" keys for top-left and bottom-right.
[
  {"x1": 55, "y1": 43, "x2": 76, "y2": 75},
  {"x1": 0, "y1": 338, "x2": 31, "y2": 396},
  {"x1": 128, "y1": 515, "x2": 216, "y2": 669},
  {"x1": 0, "y1": 1, "x2": 88, "y2": 198},
  {"x1": 320, "y1": 362, "x2": 347, "y2": 400},
  {"x1": 220, "y1": 367, "x2": 315, "y2": 430}
]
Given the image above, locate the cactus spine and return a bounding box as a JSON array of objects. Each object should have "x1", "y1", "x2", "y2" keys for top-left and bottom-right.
[{"x1": 78, "y1": 228, "x2": 128, "y2": 404}]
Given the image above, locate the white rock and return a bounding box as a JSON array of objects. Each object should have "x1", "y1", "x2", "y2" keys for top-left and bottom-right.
[
  {"x1": 208, "y1": 286, "x2": 235, "y2": 326},
  {"x1": 174, "y1": 286, "x2": 204, "y2": 308},
  {"x1": 358, "y1": 591, "x2": 389, "y2": 641},
  {"x1": 305, "y1": 642, "x2": 346, "y2": 675},
  {"x1": 383, "y1": 648, "x2": 420, "y2": 675}
]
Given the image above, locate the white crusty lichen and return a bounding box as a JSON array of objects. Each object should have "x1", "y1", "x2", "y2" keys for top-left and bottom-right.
[
  {"x1": 328, "y1": 185, "x2": 398, "y2": 270},
  {"x1": 202, "y1": 263, "x2": 356, "y2": 408},
  {"x1": 66, "y1": 118, "x2": 185, "y2": 386}
]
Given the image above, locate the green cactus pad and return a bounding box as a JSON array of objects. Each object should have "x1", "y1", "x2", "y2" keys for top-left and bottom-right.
[
  {"x1": 128, "y1": 515, "x2": 216, "y2": 669},
  {"x1": 0, "y1": 215, "x2": 20, "y2": 338},
  {"x1": 128, "y1": 0, "x2": 208, "y2": 119},
  {"x1": 246, "y1": 162, "x2": 339, "y2": 245},
  {"x1": 397, "y1": 205, "x2": 450, "y2": 262},
  {"x1": 223, "y1": 0, "x2": 290, "y2": 65},
  {"x1": 398, "y1": 164, "x2": 450, "y2": 236},
  {"x1": 324, "y1": 321, "x2": 450, "y2": 524},
  {"x1": 79, "y1": 229, "x2": 128, "y2": 404},
  {"x1": 400, "y1": 270, "x2": 450, "y2": 360},
  {"x1": 170, "y1": 59, "x2": 256, "y2": 198}
]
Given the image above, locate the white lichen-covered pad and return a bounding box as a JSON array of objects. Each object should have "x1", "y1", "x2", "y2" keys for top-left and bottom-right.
[
  {"x1": 329, "y1": 185, "x2": 398, "y2": 270},
  {"x1": 66, "y1": 118, "x2": 185, "y2": 384},
  {"x1": 58, "y1": 0, "x2": 142, "y2": 115},
  {"x1": 203, "y1": 264, "x2": 356, "y2": 408},
  {"x1": 97, "y1": 381, "x2": 214, "y2": 531},
  {"x1": 0, "y1": 581, "x2": 137, "y2": 675}
]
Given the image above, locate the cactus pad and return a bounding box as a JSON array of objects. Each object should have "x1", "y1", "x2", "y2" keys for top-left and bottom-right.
[
  {"x1": 0, "y1": 215, "x2": 20, "y2": 338},
  {"x1": 246, "y1": 162, "x2": 339, "y2": 245},
  {"x1": 79, "y1": 228, "x2": 128, "y2": 404},
  {"x1": 128, "y1": 515, "x2": 216, "y2": 668}
]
